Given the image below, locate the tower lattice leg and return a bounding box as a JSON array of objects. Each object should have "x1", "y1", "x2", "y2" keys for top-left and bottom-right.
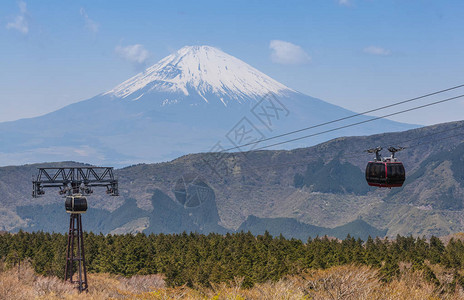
[{"x1": 64, "y1": 213, "x2": 88, "y2": 292}]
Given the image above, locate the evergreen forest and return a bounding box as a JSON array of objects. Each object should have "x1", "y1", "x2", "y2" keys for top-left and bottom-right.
[{"x1": 2, "y1": 231, "x2": 464, "y2": 289}]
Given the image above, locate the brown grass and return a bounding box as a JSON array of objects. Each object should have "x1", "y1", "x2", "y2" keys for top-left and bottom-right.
[{"x1": 1, "y1": 262, "x2": 464, "y2": 299}]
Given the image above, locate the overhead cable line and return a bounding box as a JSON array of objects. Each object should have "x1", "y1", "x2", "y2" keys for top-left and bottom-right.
[
  {"x1": 243, "y1": 124, "x2": 464, "y2": 171},
  {"x1": 400, "y1": 131, "x2": 464, "y2": 150},
  {"x1": 251, "y1": 94, "x2": 464, "y2": 151},
  {"x1": 385, "y1": 123, "x2": 464, "y2": 149},
  {"x1": 220, "y1": 83, "x2": 464, "y2": 153}
]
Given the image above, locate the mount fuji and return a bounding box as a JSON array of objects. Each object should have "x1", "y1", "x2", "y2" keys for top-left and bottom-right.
[{"x1": 0, "y1": 45, "x2": 417, "y2": 167}]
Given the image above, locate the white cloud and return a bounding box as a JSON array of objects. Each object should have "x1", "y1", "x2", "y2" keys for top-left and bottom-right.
[
  {"x1": 18, "y1": 1, "x2": 27, "y2": 14},
  {"x1": 6, "y1": 1, "x2": 28, "y2": 34},
  {"x1": 339, "y1": 0, "x2": 350, "y2": 6},
  {"x1": 80, "y1": 8, "x2": 99, "y2": 33},
  {"x1": 269, "y1": 40, "x2": 311, "y2": 65},
  {"x1": 363, "y1": 46, "x2": 391, "y2": 56},
  {"x1": 115, "y1": 44, "x2": 150, "y2": 68}
]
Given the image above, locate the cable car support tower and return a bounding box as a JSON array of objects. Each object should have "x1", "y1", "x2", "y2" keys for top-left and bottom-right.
[{"x1": 32, "y1": 167, "x2": 119, "y2": 293}]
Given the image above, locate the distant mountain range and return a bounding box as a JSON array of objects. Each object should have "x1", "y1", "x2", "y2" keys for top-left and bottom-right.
[
  {"x1": 0, "y1": 45, "x2": 416, "y2": 167},
  {"x1": 1, "y1": 119, "x2": 463, "y2": 239}
]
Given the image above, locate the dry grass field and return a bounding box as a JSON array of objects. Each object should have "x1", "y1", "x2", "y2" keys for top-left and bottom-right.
[{"x1": 1, "y1": 261, "x2": 464, "y2": 299}]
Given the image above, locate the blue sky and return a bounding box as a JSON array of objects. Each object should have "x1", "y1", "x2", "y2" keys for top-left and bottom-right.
[{"x1": 1, "y1": 0, "x2": 464, "y2": 125}]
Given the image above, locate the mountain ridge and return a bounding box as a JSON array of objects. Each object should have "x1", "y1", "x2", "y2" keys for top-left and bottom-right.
[
  {"x1": 1, "y1": 119, "x2": 463, "y2": 238},
  {"x1": 0, "y1": 45, "x2": 416, "y2": 167}
]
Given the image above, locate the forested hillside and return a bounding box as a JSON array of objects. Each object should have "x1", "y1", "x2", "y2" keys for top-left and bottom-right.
[{"x1": 2, "y1": 231, "x2": 464, "y2": 289}]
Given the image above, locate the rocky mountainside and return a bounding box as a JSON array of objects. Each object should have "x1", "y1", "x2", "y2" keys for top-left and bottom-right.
[
  {"x1": 0, "y1": 45, "x2": 415, "y2": 167},
  {"x1": 0, "y1": 119, "x2": 463, "y2": 238}
]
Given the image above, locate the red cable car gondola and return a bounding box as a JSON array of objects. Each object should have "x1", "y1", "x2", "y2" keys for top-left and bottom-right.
[{"x1": 365, "y1": 147, "x2": 405, "y2": 188}]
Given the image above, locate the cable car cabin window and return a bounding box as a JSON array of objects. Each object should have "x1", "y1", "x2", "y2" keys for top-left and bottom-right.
[
  {"x1": 375, "y1": 164, "x2": 385, "y2": 178},
  {"x1": 386, "y1": 163, "x2": 405, "y2": 185},
  {"x1": 366, "y1": 162, "x2": 386, "y2": 184}
]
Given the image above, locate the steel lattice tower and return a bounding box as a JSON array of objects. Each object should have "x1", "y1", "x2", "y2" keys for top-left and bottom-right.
[
  {"x1": 65, "y1": 213, "x2": 88, "y2": 292},
  {"x1": 32, "y1": 167, "x2": 118, "y2": 293}
]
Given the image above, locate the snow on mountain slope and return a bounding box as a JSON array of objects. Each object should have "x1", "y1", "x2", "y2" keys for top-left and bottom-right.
[
  {"x1": 105, "y1": 46, "x2": 294, "y2": 104},
  {"x1": 0, "y1": 45, "x2": 418, "y2": 167}
]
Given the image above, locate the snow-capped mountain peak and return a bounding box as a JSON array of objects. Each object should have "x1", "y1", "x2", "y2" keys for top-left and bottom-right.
[{"x1": 105, "y1": 45, "x2": 294, "y2": 103}]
